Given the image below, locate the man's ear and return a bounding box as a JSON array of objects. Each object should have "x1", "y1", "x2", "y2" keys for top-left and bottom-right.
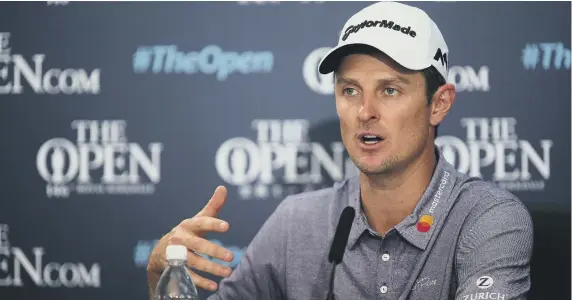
[{"x1": 429, "y1": 83, "x2": 456, "y2": 127}]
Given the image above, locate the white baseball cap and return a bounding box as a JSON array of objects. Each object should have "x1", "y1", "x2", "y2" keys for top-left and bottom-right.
[{"x1": 318, "y1": 1, "x2": 449, "y2": 81}]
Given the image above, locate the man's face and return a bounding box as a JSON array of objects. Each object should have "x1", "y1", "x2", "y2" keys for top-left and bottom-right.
[{"x1": 334, "y1": 52, "x2": 433, "y2": 176}]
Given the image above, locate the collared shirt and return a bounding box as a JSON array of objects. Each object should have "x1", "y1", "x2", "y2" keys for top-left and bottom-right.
[{"x1": 208, "y1": 149, "x2": 533, "y2": 300}]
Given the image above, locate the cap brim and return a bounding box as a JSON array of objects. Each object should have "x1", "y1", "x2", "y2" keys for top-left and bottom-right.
[
  {"x1": 318, "y1": 43, "x2": 430, "y2": 75},
  {"x1": 318, "y1": 44, "x2": 376, "y2": 75}
]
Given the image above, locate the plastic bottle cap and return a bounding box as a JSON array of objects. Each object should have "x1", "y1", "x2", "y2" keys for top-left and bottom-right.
[{"x1": 166, "y1": 245, "x2": 187, "y2": 261}]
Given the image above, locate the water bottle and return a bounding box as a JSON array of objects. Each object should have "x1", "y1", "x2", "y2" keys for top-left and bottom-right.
[{"x1": 154, "y1": 245, "x2": 199, "y2": 300}]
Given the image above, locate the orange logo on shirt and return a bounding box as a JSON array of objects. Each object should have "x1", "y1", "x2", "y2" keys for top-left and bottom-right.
[{"x1": 416, "y1": 215, "x2": 434, "y2": 232}]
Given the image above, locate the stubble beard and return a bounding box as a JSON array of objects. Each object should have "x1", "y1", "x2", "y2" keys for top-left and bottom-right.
[{"x1": 350, "y1": 152, "x2": 400, "y2": 177}]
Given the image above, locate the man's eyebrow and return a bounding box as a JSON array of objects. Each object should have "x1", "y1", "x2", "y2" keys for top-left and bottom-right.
[
  {"x1": 335, "y1": 75, "x2": 412, "y2": 86},
  {"x1": 335, "y1": 77, "x2": 359, "y2": 86},
  {"x1": 387, "y1": 75, "x2": 411, "y2": 85}
]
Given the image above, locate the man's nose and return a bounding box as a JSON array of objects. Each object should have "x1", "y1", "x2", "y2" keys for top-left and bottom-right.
[{"x1": 358, "y1": 94, "x2": 379, "y2": 123}]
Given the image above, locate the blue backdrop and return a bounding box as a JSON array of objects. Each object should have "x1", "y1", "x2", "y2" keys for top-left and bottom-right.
[{"x1": 0, "y1": 1, "x2": 570, "y2": 300}]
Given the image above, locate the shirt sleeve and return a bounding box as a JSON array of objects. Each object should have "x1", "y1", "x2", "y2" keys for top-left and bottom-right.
[
  {"x1": 454, "y1": 199, "x2": 533, "y2": 300},
  {"x1": 207, "y1": 197, "x2": 291, "y2": 300}
]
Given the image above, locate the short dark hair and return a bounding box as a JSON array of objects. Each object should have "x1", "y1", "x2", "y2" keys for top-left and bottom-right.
[{"x1": 332, "y1": 47, "x2": 447, "y2": 137}]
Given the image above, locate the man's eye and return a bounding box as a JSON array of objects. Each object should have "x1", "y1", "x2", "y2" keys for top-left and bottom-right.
[
  {"x1": 385, "y1": 88, "x2": 397, "y2": 96},
  {"x1": 343, "y1": 88, "x2": 358, "y2": 96}
]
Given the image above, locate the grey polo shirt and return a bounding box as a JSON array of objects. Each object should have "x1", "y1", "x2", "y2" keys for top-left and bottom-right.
[{"x1": 208, "y1": 149, "x2": 533, "y2": 300}]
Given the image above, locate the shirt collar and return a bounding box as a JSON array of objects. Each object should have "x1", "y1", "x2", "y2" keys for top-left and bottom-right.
[
  {"x1": 346, "y1": 147, "x2": 458, "y2": 251},
  {"x1": 394, "y1": 148, "x2": 457, "y2": 250},
  {"x1": 347, "y1": 175, "x2": 369, "y2": 250}
]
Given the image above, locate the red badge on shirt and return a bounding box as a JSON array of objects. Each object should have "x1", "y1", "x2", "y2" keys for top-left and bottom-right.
[{"x1": 417, "y1": 215, "x2": 434, "y2": 232}]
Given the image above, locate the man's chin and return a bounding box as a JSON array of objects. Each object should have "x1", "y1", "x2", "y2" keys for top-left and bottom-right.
[
  {"x1": 354, "y1": 159, "x2": 390, "y2": 175},
  {"x1": 358, "y1": 166, "x2": 388, "y2": 176},
  {"x1": 353, "y1": 150, "x2": 402, "y2": 172}
]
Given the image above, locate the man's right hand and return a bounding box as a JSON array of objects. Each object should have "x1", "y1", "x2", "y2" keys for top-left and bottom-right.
[{"x1": 147, "y1": 186, "x2": 235, "y2": 292}]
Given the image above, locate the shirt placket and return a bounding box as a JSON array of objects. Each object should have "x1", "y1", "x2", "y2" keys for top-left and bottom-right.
[{"x1": 375, "y1": 230, "x2": 394, "y2": 300}]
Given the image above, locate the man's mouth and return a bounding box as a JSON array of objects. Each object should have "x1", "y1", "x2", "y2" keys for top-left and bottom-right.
[{"x1": 358, "y1": 133, "x2": 383, "y2": 145}]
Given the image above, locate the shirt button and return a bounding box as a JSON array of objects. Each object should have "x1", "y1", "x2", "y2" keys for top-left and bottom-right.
[
  {"x1": 382, "y1": 253, "x2": 390, "y2": 261},
  {"x1": 380, "y1": 285, "x2": 388, "y2": 294}
]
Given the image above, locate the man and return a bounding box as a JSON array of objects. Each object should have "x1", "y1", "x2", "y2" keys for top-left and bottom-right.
[{"x1": 147, "y1": 2, "x2": 533, "y2": 299}]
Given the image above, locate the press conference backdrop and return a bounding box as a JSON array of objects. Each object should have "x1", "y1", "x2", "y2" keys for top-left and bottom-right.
[{"x1": 0, "y1": 1, "x2": 569, "y2": 299}]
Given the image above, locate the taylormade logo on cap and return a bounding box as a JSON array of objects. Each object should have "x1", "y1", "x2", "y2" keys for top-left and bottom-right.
[
  {"x1": 318, "y1": 2, "x2": 450, "y2": 82},
  {"x1": 342, "y1": 20, "x2": 417, "y2": 41}
]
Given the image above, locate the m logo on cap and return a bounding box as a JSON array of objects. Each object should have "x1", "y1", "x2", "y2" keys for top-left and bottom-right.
[
  {"x1": 342, "y1": 20, "x2": 417, "y2": 41},
  {"x1": 433, "y1": 48, "x2": 448, "y2": 69}
]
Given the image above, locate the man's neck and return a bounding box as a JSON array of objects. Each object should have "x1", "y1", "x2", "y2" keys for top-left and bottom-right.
[{"x1": 359, "y1": 147, "x2": 438, "y2": 236}]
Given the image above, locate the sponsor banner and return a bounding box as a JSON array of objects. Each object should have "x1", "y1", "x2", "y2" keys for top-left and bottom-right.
[
  {"x1": 435, "y1": 117, "x2": 553, "y2": 192},
  {"x1": 0, "y1": 2, "x2": 568, "y2": 300},
  {"x1": 133, "y1": 45, "x2": 274, "y2": 81},
  {"x1": 0, "y1": 224, "x2": 101, "y2": 288},
  {"x1": 522, "y1": 42, "x2": 571, "y2": 71},
  {"x1": 215, "y1": 119, "x2": 359, "y2": 200},
  {"x1": 0, "y1": 32, "x2": 100, "y2": 95},
  {"x1": 36, "y1": 120, "x2": 164, "y2": 198}
]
